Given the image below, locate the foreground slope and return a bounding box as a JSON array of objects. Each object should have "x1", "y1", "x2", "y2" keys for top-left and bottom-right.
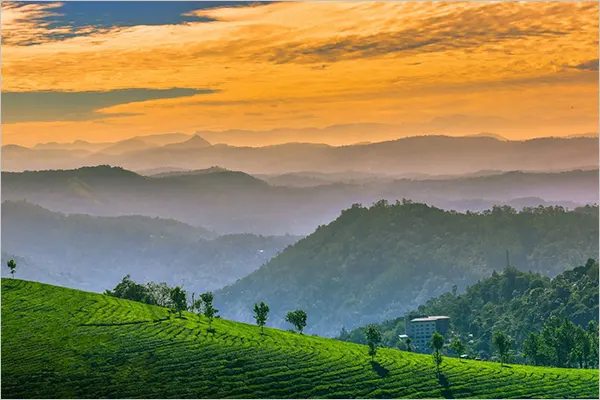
[{"x1": 2, "y1": 279, "x2": 598, "y2": 399}]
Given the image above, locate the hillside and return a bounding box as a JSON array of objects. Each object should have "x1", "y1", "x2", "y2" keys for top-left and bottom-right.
[
  {"x1": 1, "y1": 201, "x2": 299, "y2": 293},
  {"x1": 215, "y1": 201, "x2": 599, "y2": 337},
  {"x1": 414, "y1": 259, "x2": 599, "y2": 358},
  {"x1": 2, "y1": 166, "x2": 597, "y2": 235},
  {"x1": 340, "y1": 260, "x2": 599, "y2": 362},
  {"x1": 2, "y1": 279, "x2": 598, "y2": 399}
]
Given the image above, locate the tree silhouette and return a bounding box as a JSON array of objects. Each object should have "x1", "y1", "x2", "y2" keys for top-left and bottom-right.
[
  {"x1": 6, "y1": 260, "x2": 16, "y2": 279},
  {"x1": 253, "y1": 302, "x2": 270, "y2": 334}
]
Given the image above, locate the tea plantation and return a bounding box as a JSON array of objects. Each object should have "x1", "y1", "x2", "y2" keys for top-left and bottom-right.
[{"x1": 2, "y1": 279, "x2": 599, "y2": 398}]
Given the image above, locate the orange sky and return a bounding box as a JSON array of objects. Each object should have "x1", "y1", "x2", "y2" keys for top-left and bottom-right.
[{"x1": 1, "y1": 1, "x2": 599, "y2": 147}]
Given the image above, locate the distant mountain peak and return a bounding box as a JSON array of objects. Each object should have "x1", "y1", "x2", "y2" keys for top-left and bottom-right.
[
  {"x1": 465, "y1": 132, "x2": 508, "y2": 141},
  {"x1": 161, "y1": 134, "x2": 212, "y2": 150}
]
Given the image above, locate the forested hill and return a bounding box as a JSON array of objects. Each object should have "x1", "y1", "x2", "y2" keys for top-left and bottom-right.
[
  {"x1": 339, "y1": 259, "x2": 599, "y2": 364},
  {"x1": 215, "y1": 201, "x2": 599, "y2": 337},
  {"x1": 414, "y1": 259, "x2": 599, "y2": 359}
]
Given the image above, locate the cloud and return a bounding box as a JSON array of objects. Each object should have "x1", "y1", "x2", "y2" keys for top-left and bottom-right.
[
  {"x1": 569, "y1": 59, "x2": 599, "y2": 72},
  {"x1": 1, "y1": 1, "x2": 598, "y2": 146},
  {"x1": 2, "y1": 88, "x2": 215, "y2": 123}
]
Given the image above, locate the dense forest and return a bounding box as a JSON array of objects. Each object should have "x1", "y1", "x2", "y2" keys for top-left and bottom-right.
[
  {"x1": 216, "y1": 201, "x2": 599, "y2": 336},
  {"x1": 339, "y1": 259, "x2": 599, "y2": 367}
]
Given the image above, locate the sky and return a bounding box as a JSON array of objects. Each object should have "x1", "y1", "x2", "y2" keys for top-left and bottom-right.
[{"x1": 1, "y1": 0, "x2": 599, "y2": 147}]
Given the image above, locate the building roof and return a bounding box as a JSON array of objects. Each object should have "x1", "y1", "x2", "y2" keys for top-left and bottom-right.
[{"x1": 410, "y1": 316, "x2": 450, "y2": 322}]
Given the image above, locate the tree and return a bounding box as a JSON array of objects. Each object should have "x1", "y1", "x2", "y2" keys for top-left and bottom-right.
[
  {"x1": 492, "y1": 330, "x2": 512, "y2": 366},
  {"x1": 170, "y1": 286, "x2": 187, "y2": 318},
  {"x1": 105, "y1": 275, "x2": 154, "y2": 304},
  {"x1": 522, "y1": 332, "x2": 542, "y2": 366},
  {"x1": 338, "y1": 327, "x2": 350, "y2": 341},
  {"x1": 253, "y1": 302, "x2": 270, "y2": 334},
  {"x1": 405, "y1": 337, "x2": 412, "y2": 352},
  {"x1": 587, "y1": 320, "x2": 599, "y2": 368},
  {"x1": 200, "y1": 292, "x2": 219, "y2": 330},
  {"x1": 365, "y1": 324, "x2": 382, "y2": 361},
  {"x1": 556, "y1": 319, "x2": 577, "y2": 368},
  {"x1": 571, "y1": 325, "x2": 589, "y2": 368},
  {"x1": 6, "y1": 260, "x2": 16, "y2": 279},
  {"x1": 145, "y1": 281, "x2": 172, "y2": 307},
  {"x1": 285, "y1": 310, "x2": 307, "y2": 334},
  {"x1": 430, "y1": 332, "x2": 444, "y2": 374},
  {"x1": 449, "y1": 337, "x2": 466, "y2": 359}
]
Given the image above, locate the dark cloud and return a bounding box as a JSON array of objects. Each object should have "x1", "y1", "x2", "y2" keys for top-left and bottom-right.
[
  {"x1": 570, "y1": 59, "x2": 599, "y2": 72},
  {"x1": 2, "y1": 88, "x2": 216, "y2": 123}
]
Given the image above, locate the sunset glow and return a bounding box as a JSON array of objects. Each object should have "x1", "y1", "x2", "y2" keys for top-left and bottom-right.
[{"x1": 2, "y1": 1, "x2": 598, "y2": 146}]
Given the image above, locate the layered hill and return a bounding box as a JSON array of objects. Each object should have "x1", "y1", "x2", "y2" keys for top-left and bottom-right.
[
  {"x1": 2, "y1": 279, "x2": 598, "y2": 399},
  {"x1": 215, "y1": 201, "x2": 599, "y2": 336},
  {"x1": 2, "y1": 166, "x2": 597, "y2": 235},
  {"x1": 1, "y1": 201, "x2": 299, "y2": 293},
  {"x1": 3, "y1": 135, "x2": 597, "y2": 175}
]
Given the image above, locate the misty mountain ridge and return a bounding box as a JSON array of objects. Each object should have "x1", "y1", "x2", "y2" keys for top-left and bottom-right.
[
  {"x1": 3, "y1": 135, "x2": 596, "y2": 176},
  {"x1": 1, "y1": 200, "x2": 300, "y2": 294},
  {"x1": 2, "y1": 165, "x2": 597, "y2": 236}
]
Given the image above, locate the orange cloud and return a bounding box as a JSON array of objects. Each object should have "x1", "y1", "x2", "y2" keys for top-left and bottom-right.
[{"x1": 1, "y1": 1, "x2": 598, "y2": 146}]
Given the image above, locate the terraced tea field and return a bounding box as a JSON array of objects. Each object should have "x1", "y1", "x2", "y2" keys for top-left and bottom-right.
[{"x1": 2, "y1": 279, "x2": 598, "y2": 398}]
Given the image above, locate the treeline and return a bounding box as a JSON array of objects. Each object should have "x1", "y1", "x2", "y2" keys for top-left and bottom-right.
[
  {"x1": 523, "y1": 318, "x2": 598, "y2": 368},
  {"x1": 105, "y1": 275, "x2": 308, "y2": 335},
  {"x1": 339, "y1": 259, "x2": 599, "y2": 369}
]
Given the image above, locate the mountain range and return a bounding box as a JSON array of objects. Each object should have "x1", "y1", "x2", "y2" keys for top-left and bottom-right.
[
  {"x1": 2, "y1": 166, "x2": 597, "y2": 235},
  {"x1": 3, "y1": 135, "x2": 597, "y2": 176}
]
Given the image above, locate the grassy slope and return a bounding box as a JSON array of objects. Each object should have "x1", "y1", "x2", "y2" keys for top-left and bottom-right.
[{"x1": 2, "y1": 279, "x2": 598, "y2": 399}]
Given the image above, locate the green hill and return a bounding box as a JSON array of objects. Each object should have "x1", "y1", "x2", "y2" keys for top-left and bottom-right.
[
  {"x1": 2, "y1": 279, "x2": 598, "y2": 399},
  {"x1": 216, "y1": 201, "x2": 599, "y2": 336}
]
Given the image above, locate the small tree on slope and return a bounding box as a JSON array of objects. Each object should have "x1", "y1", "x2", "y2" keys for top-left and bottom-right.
[
  {"x1": 6, "y1": 260, "x2": 16, "y2": 279},
  {"x1": 430, "y1": 332, "x2": 444, "y2": 375},
  {"x1": 200, "y1": 292, "x2": 219, "y2": 331},
  {"x1": 405, "y1": 337, "x2": 412, "y2": 352},
  {"x1": 253, "y1": 302, "x2": 270, "y2": 334},
  {"x1": 285, "y1": 310, "x2": 307, "y2": 334},
  {"x1": 492, "y1": 330, "x2": 513, "y2": 366},
  {"x1": 366, "y1": 324, "x2": 382, "y2": 361},
  {"x1": 449, "y1": 338, "x2": 466, "y2": 360},
  {"x1": 170, "y1": 286, "x2": 187, "y2": 318}
]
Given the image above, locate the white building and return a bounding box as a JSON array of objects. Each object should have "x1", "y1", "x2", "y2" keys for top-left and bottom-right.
[{"x1": 404, "y1": 315, "x2": 450, "y2": 353}]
